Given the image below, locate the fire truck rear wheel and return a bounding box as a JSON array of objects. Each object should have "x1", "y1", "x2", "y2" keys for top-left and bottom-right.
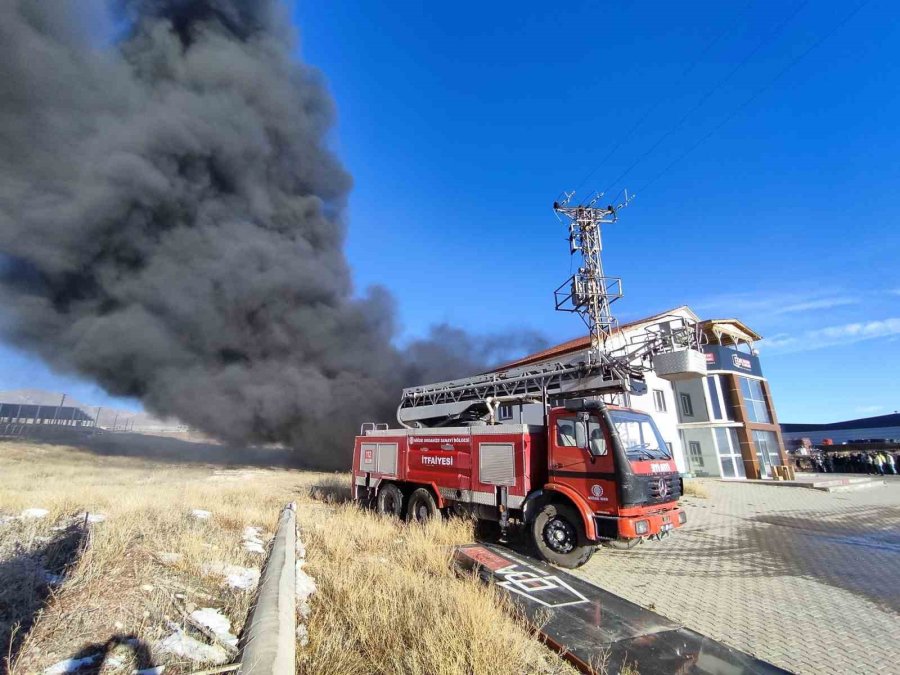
[
  {"x1": 376, "y1": 483, "x2": 404, "y2": 518},
  {"x1": 532, "y1": 503, "x2": 594, "y2": 569},
  {"x1": 406, "y1": 488, "x2": 441, "y2": 523}
]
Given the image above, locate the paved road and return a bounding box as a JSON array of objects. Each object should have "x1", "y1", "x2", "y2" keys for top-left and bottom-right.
[{"x1": 574, "y1": 479, "x2": 900, "y2": 674}]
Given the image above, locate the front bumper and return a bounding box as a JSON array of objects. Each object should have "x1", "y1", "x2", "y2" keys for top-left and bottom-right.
[{"x1": 594, "y1": 507, "x2": 686, "y2": 541}]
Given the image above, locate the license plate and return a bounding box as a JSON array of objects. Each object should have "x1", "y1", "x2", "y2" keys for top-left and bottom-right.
[{"x1": 660, "y1": 523, "x2": 673, "y2": 533}]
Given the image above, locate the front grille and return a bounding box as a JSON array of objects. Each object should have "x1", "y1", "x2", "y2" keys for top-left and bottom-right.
[
  {"x1": 621, "y1": 472, "x2": 682, "y2": 506},
  {"x1": 646, "y1": 474, "x2": 681, "y2": 504}
]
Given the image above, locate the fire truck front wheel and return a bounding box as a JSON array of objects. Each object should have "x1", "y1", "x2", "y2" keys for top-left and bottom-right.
[
  {"x1": 376, "y1": 483, "x2": 404, "y2": 518},
  {"x1": 406, "y1": 488, "x2": 441, "y2": 523},
  {"x1": 532, "y1": 503, "x2": 595, "y2": 569}
]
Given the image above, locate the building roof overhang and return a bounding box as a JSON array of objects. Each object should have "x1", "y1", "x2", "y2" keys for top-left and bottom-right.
[{"x1": 699, "y1": 319, "x2": 762, "y2": 345}]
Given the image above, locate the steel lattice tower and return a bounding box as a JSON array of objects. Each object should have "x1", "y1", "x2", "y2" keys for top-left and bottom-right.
[{"x1": 553, "y1": 191, "x2": 631, "y2": 362}]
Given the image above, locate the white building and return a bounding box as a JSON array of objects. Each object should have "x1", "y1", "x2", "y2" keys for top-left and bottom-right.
[{"x1": 490, "y1": 306, "x2": 787, "y2": 479}]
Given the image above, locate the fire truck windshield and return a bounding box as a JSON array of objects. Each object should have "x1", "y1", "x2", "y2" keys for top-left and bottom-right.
[{"x1": 610, "y1": 410, "x2": 672, "y2": 460}]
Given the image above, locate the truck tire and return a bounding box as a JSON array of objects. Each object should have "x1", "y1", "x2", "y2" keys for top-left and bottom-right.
[
  {"x1": 532, "y1": 502, "x2": 595, "y2": 569},
  {"x1": 376, "y1": 483, "x2": 404, "y2": 518},
  {"x1": 406, "y1": 488, "x2": 441, "y2": 523}
]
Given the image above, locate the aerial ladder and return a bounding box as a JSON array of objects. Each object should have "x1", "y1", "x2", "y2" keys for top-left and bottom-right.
[{"x1": 397, "y1": 192, "x2": 706, "y2": 428}]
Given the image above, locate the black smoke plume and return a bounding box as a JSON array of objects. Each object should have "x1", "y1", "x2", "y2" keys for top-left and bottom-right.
[{"x1": 0, "y1": 0, "x2": 544, "y2": 468}]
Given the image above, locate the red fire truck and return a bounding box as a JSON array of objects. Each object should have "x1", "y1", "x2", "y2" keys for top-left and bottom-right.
[
  {"x1": 353, "y1": 393, "x2": 687, "y2": 568},
  {"x1": 352, "y1": 195, "x2": 704, "y2": 567}
]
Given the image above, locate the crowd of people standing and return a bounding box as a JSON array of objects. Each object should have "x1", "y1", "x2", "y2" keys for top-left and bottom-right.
[{"x1": 811, "y1": 451, "x2": 898, "y2": 475}]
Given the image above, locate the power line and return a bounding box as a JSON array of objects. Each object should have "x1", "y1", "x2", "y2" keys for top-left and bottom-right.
[
  {"x1": 600, "y1": 0, "x2": 810, "y2": 198},
  {"x1": 634, "y1": 0, "x2": 871, "y2": 197},
  {"x1": 571, "y1": 0, "x2": 754, "y2": 198}
]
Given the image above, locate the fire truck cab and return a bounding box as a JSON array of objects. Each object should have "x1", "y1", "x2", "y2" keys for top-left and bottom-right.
[{"x1": 352, "y1": 398, "x2": 685, "y2": 568}]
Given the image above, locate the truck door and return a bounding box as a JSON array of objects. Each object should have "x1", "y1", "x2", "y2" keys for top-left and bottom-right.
[{"x1": 549, "y1": 411, "x2": 616, "y2": 512}]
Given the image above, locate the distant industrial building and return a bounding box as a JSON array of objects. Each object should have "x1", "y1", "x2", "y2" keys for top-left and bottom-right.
[
  {"x1": 781, "y1": 413, "x2": 900, "y2": 446},
  {"x1": 0, "y1": 401, "x2": 95, "y2": 436},
  {"x1": 488, "y1": 306, "x2": 787, "y2": 480}
]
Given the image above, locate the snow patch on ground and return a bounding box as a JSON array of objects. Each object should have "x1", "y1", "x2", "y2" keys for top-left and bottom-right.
[
  {"x1": 296, "y1": 562, "x2": 316, "y2": 620},
  {"x1": 156, "y1": 629, "x2": 228, "y2": 664},
  {"x1": 43, "y1": 654, "x2": 100, "y2": 674},
  {"x1": 190, "y1": 608, "x2": 239, "y2": 649},
  {"x1": 21, "y1": 508, "x2": 49, "y2": 519},
  {"x1": 296, "y1": 623, "x2": 309, "y2": 648},
  {"x1": 201, "y1": 562, "x2": 260, "y2": 591},
  {"x1": 190, "y1": 509, "x2": 212, "y2": 520},
  {"x1": 296, "y1": 529, "x2": 316, "y2": 625},
  {"x1": 75, "y1": 512, "x2": 107, "y2": 523},
  {"x1": 241, "y1": 526, "x2": 265, "y2": 555}
]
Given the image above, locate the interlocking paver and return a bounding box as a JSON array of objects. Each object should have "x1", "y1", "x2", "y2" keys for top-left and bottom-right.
[{"x1": 573, "y1": 478, "x2": 900, "y2": 674}]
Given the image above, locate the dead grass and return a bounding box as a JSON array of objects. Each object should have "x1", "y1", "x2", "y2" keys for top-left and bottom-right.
[
  {"x1": 0, "y1": 441, "x2": 310, "y2": 673},
  {"x1": 682, "y1": 478, "x2": 710, "y2": 499},
  {"x1": 297, "y1": 503, "x2": 571, "y2": 674},
  {"x1": 0, "y1": 441, "x2": 574, "y2": 674}
]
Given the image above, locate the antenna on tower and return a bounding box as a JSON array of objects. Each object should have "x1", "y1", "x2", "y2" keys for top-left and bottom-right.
[{"x1": 552, "y1": 190, "x2": 632, "y2": 364}]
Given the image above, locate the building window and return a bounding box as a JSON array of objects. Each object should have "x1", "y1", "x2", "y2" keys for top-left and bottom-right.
[
  {"x1": 653, "y1": 389, "x2": 667, "y2": 413},
  {"x1": 714, "y1": 427, "x2": 746, "y2": 479},
  {"x1": 705, "y1": 376, "x2": 722, "y2": 419},
  {"x1": 688, "y1": 441, "x2": 704, "y2": 467},
  {"x1": 680, "y1": 393, "x2": 694, "y2": 417},
  {"x1": 740, "y1": 377, "x2": 771, "y2": 423},
  {"x1": 704, "y1": 375, "x2": 734, "y2": 421},
  {"x1": 497, "y1": 405, "x2": 513, "y2": 421}
]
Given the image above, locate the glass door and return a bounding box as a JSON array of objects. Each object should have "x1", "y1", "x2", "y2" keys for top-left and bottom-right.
[
  {"x1": 714, "y1": 427, "x2": 746, "y2": 479},
  {"x1": 755, "y1": 446, "x2": 773, "y2": 478},
  {"x1": 752, "y1": 430, "x2": 781, "y2": 479}
]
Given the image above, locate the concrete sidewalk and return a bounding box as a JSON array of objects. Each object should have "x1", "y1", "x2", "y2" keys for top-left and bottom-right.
[
  {"x1": 574, "y1": 479, "x2": 900, "y2": 674},
  {"x1": 742, "y1": 474, "x2": 888, "y2": 492}
]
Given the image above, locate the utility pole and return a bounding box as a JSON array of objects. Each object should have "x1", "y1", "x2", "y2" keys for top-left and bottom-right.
[
  {"x1": 552, "y1": 191, "x2": 631, "y2": 363},
  {"x1": 52, "y1": 393, "x2": 66, "y2": 426}
]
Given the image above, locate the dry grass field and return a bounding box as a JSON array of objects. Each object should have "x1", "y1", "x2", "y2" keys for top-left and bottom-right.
[
  {"x1": 681, "y1": 479, "x2": 710, "y2": 499},
  {"x1": 0, "y1": 440, "x2": 573, "y2": 675}
]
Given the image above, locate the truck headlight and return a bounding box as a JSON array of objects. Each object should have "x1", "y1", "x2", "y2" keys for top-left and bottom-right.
[
  {"x1": 635, "y1": 520, "x2": 649, "y2": 535},
  {"x1": 678, "y1": 511, "x2": 687, "y2": 524}
]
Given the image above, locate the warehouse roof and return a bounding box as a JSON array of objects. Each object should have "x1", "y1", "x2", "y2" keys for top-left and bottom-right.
[
  {"x1": 782, "y1": 413, "x2": 900, "y2": 433},
  {"x1": 0, "y1": 402, "x2": 94, "y2": 422}
]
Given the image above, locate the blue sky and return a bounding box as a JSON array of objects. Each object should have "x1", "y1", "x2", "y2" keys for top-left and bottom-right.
[{"x1": 2, "y1": 0, "x2": 899, "y2": 422}]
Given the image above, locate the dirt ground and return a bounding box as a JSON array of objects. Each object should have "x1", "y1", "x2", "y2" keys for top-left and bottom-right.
[{"x1": 0, "y1": 440, "x2": 572, "y2": 675}]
